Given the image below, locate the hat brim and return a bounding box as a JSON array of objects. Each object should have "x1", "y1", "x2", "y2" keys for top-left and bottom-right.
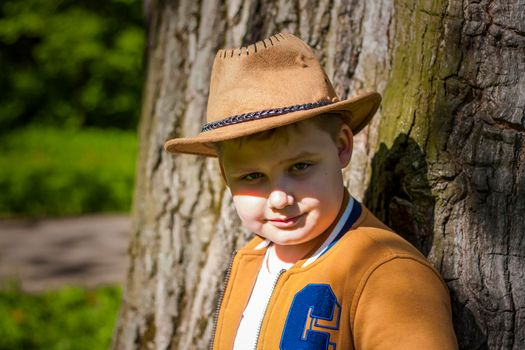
[{"x1": 164, "y1": 91, "x2": 381, "y2": 157}]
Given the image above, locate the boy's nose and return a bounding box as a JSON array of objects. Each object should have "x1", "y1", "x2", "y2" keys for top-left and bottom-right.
[{"x1": 268, "y1": 190, "x2": 294, "y2": 209}]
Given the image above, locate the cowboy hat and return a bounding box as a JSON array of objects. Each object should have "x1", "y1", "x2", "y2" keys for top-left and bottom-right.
[{"x1": 164, "y1": 32, "x2": 381, "y2": 157}]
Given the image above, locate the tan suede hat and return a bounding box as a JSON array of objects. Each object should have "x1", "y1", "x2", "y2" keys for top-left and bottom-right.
[{"x1": 164, "y1": 32, "x2": 381, "y2": 157}]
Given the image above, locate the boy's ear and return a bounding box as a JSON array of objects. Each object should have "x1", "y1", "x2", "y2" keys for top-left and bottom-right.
[{"x1": 337, "y1": 124, "x2": 353, "y2": 168}]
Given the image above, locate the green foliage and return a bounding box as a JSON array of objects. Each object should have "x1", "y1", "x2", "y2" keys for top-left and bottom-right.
[
  {"x1": 0, "y1": 282, "x2": 121, "y2": 350},
  {"x1": 0, "y1": 127, "x2": 137, "y2": 217},
  {"x1": 0, "y1": 0, "x2": 145, "y2": 131}
]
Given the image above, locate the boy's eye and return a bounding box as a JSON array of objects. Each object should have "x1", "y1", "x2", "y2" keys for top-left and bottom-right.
[
  {"x1": 290, "y1": 162, "x2": 312, "y2": 172},
  {"x1": 242, "y1": 172, "x2": 264, "y2": 181}
]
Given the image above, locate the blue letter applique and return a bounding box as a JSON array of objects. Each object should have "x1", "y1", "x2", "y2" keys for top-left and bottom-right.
[{"x1": 280, "y1": 284, "x2": 341, "y2": 350}]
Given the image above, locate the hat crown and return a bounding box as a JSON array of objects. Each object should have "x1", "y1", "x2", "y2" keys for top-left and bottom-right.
[{"x1": 206, "y1": 33, "x2": 339, "y2": 124}]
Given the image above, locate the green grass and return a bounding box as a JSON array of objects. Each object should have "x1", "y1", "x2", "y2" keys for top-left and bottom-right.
[
  {"x1": 0, "y1": 283, "x2": 122, "y2": 350},
  {"x1": 0, "y1": 127, "x2": 138, "y2": 217}
]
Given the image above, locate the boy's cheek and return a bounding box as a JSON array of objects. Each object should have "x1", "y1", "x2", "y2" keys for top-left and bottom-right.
[
  {"x1": 232, "y1": 195, "x2": 265, "y2": 218},
  {"x1": 232, "y1": 195, "x2": 267, "y2": 232}
]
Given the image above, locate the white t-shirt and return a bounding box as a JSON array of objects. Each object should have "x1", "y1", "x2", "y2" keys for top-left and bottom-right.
[{"x1": 232, "y1": 244, "x2": 293, "y2": 349}]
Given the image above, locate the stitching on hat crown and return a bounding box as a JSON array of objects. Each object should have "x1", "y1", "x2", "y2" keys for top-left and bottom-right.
[{"x1": 218, "y1": 32, "x2": 292, "y2": 59}]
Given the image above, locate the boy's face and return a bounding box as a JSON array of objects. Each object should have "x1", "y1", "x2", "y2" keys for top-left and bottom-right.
[{"x1": 219, "y1": 119, "x2": 353, "y2": 256}]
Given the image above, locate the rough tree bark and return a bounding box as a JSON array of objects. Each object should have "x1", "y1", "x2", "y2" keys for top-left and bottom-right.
[{"x1": 112, "y1": 0, "x2": 524, "y2": 349}]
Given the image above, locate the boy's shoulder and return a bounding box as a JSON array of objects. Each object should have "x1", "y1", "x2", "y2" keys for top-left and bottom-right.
[{"x1": 339, "y1": 205, "x2": 449, "y2": 292}]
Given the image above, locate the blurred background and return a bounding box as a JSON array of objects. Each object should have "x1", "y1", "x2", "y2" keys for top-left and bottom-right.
[{"x1": 0, "y1": 0, "x2": 145, "y2": 348}]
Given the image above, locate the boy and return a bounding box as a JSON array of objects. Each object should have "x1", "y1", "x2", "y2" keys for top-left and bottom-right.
[{"x1": 164, "y1": 32, "x2": 457, "y2": 349}]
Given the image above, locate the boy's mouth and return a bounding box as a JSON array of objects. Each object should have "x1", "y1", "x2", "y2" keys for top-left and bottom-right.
[{"x1": 267, "y1": 213, "x2": 305, "y2": 228}]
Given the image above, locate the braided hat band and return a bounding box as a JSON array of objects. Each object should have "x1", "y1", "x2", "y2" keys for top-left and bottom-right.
[{"x1": 200, "y1": 100, "x2": 333, "y2": 132}]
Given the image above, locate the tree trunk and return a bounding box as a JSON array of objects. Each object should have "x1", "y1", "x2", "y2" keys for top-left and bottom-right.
[{"x1": 112, "y1": 0, "x2": 525, "y2": 349}]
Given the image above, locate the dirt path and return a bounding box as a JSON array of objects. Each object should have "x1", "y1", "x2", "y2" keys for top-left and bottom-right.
[{"x1": 0, "y1": 215, "x2": 130, "y2": 292}]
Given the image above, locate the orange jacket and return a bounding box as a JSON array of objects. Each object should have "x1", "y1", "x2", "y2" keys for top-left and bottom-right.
[{"x1": 211, "y1": 202, "x2": 458, "y2": 349}]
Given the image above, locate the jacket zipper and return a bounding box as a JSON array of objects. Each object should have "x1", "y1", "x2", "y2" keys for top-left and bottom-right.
[
  {"x1": 253, "y1": 268, "x2": 286, "y2": 350},
  {"x1": 209, "y1": 249, "x2": 237, "y2": 350}
]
